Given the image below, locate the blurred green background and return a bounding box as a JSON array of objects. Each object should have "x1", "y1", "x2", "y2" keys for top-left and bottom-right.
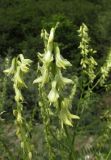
[{"x1": 0, "y1": 0, "x2": 111, "y2": 159}]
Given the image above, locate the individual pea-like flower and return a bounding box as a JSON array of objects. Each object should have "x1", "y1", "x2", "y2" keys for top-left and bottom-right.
[
  {"x1": 55, "y1": 43, "x2": 72, "y2": 69},
  {"x1": 43, "y1": 50, "x2": 53, "y2": 64},
  {"x1": 18, "y1": 54, "x2": 32, "y2": 73},
  {"x1": 33, "y1": 66, "x2": 49, "y2": 86},
  {"x1": 28, "y1": 152, "x2": 32, "y2": 160},
  {"x1": 41, "y1": 29, "x2": 49, "y2": 47},
  {"x1": 4, "y1": 58, "x2": 16, "y2": 75},
  {"x1": 38, "y1": 52, "x2": 44, "y2": 63},
  {"x1": 55, "y1": 69, "x2": 73, "y2": 88},
  {"x1": 48, "y1": 27, "x2": 55, "y2": 43},
  {"x1": 38, "y1": 50, "x2": 53, "y2": 65},
  {"x1": 14, "y1": 84, "x2": 24, "y2": 102},
  {"x1": 48, "y1": 81, "x2": 59, "y2": 103},
  {"x1": 59, "y1": 98, "x2": 79, "y2": 128},
  {"x1": 33, "y1": 76, "x2": 43, "y2": 84},
  {"x1": 14, "y1": 66, "x2": 27, "y2": 88}
]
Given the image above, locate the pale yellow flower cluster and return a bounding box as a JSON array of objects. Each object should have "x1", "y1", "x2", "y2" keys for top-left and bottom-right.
[
  {"x1": 4, "y1": 54, "x2": 33, "y2": 160},
  {"x1": 34, "y1": 23, "x2": 79, "y2": 128},
  {"x1": 78, "y1": 23, "x2": 97, "y2": 82},
  {"x1": 4, "y1": 54, "x2": 32, "y2": 102},
  {"x1": 100, "y1": 49, "x2": 111, "y2": 85}
]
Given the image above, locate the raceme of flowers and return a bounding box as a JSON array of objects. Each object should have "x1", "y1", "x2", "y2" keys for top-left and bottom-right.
[
  {"x1": 4, "y1": 54, "x2": 33, "y2": 160},
  {"x1": 100, "y1": 49, "x2": 111, "y2": 85},
  {"x1": 33, "y1": 23, "x2": 79, "y2": 128},
  {"x1": 78, "y1": 23, "x2": 97, "y2": 82}
]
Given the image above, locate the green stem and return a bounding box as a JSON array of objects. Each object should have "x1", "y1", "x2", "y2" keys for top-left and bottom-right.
[
  {"x1": 39, "y1": 87, "x2": 55, "y2": 160},
  {"x1": 0, "y1": 139, "x2": 15, "y2": 160},
  {"x1": 50, "y1": 128, "x2": 70, "y2": 151},
  {"x1": 91, "y1": 77, "x2": 102, "y2": 91},
  {"x1": 68, "y1": 87, "x2": 85, "y2": 160},
  {"x1": 106, "y1": 149, "x2": 111, "y2": 160}
]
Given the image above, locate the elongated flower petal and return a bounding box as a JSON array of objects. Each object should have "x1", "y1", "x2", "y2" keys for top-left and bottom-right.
[
  {"x1": 48, "y1": 27, "x2": 55, "y2": 43},
  {"x1": 62, "y1": 77, "x2": 73, "y2": 84},
  {"x1": 18, "y1": 54, "x2": 32, "y2": 73},
  {"x1": 55, "y1": 44, "x2": 72, "y2": 69},
  {"x1": 33, "y1": 76, "x2": 43, "y2": 84},
  {"x1": 33, "y1": 67, "x2": 49, "y2": 86},
  {"x1": 59, "y1": 98, "x2": 79, "y2": 128},
  {"x1": 59, "y1": 109, "x2": 73, "y2": 128},
  {"x1": 14, "y1": 67, "x2": 27, "y2": 88},
  {"x1": 58, "y1": 70, "x2": 73, "y2": 84},
  {"x1": 41, "y1": 29, "x2": 49, "y2": 47},
  {"x1": 14, "y1": 84, "x2": 23, "y2": 102},
  {"x1": 43, "y1": 50, "x2": 53, "y2": 64},
  {"x1": 19, "y1": 54, "x2": 32, "y2": 65},
  {"x1": 55, "y1": 70, "x2": 73, "y2": 88}
]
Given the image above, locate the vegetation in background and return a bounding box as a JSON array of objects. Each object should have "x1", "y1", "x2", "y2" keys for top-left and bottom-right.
[
  {"x1": 1, "y1": 22, "x2": 111, "y2": 159},
  {"x1": 0, "y1": 0, "x2": 111, "y2": 61},
  {"x1": 0, "y1": 0, "x2": 111, "y2": 159}
]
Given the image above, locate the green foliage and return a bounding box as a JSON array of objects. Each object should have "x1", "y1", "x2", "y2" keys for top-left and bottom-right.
[
  {"x1": 0, "y1": 0, "x2": 111, "y2": 67},
  {"x1": 2, "y1": 22, "x2": 111, "y2": 160}
]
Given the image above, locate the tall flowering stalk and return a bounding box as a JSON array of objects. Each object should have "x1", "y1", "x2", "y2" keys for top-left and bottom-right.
[
  {"x1": 33, "y1": 23, "x2": 79, "y2": 159},
  {"x1": 100, "y1": 49, "x2": 111, "y2": 85},
  {"x1": 78, "y1": 23, "x2": 97, "y2": 83},
  {"x1": 4, "y1": 54, "x2": 33, "y2": 160}
]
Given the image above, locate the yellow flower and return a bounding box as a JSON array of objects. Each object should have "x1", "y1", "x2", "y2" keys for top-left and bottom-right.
[
  {"x1": 48, "y1": 81, "x2": 59, "y2": 103},
  {"x1": 33, "y1": 76, "x2": 43, "y2": 84},
  {"x1": 33, "y1": 66, "x2": 49, "y2": 86},
  {"x1": 59, "y1": 98, "x2": 79, "y2": 128},
  {"x1": 55, "y1": 70, "x2": 73, "y2": 88},
  {"x1": 48, "y1": 22, "x2": 59, "y2": 44},
  {"x1": 28, "y1": 152, "x2": 32, "y2": 160},
  {"x1": 18, "y1": 54, "x2": 32, "y2": 73},
  {"x1": 14, "y1": 84, "x2": 23, "y2": 102},
  {"x1": 14, "y1": 67, "x2": 27, "y2": 88},
  {"x1": 55, "y1": 44, "x2": 72, "y2": 69},
  {"x1": 48, "y1": 27, "x2": 55, "y2": 43}
]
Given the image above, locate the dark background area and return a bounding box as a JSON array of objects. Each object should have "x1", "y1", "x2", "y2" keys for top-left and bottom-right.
[{"x1": 0, "y1": 0, "x2": 111, "y2": 62}]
